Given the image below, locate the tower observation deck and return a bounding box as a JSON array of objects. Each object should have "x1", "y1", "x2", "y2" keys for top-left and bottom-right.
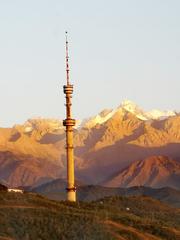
[{"x1": 63, "y1": 32, "x2": 76, "y2": 202}]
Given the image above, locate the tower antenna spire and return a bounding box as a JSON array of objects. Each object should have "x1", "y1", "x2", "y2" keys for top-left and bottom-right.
[
  {"x1": 63, "y1": 31, "x2": 76, "y2": 202},
  {"x1": 65, "y1": 31, "x2": 70, "y2": 85}
]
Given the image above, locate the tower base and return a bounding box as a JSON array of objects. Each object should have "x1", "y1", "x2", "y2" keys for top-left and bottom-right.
[{"x1": 67, "y1": 190, "x2": 76, "y2": 202}]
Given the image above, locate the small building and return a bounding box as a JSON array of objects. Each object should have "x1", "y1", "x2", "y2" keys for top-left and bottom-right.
[{"x1": 8, "y1": 188, "x2": 24, "y2": 193}]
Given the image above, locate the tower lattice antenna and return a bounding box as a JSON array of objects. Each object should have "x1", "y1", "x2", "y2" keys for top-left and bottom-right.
[
  {"x1": 65, "y1": 31, "x2": 70, "y2": 85},
  {"x1": 63, "y1": 31, "x2": 76, "y2": 202}
]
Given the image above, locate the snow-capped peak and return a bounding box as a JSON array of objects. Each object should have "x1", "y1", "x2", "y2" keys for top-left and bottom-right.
[
  {"x1": 120, "y1": 100, "x2": 141, "y2": 112},
  {"x1": 120, "y1": 100, "x2": 148, "y2": 120},
  {"x1": 120, "y1": 100, "x2": 176, "y2": 121},
  {"x1": 80, "y1": 109, "x2": 115, "y2": 128},
  {"x1": 79, "y1": 100, "x2": 177, "y2": 129}
]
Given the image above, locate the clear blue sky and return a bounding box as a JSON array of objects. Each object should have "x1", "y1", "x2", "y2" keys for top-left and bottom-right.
[{"x1": 0, "y1": 0, "x2": 180, "y2": 127}]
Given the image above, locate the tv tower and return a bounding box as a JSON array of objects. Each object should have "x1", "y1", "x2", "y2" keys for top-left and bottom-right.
[{"x1": 63, "y1": 32, "x2": 76, "y2": 202}]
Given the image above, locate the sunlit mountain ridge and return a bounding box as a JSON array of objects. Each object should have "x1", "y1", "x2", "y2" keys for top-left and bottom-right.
[{"x1": 0, "y1": 100, "x2": 179, "y2": 189}]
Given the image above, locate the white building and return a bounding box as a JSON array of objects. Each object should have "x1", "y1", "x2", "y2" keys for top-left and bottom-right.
[{"x1": 8, "y1": 188, "x2": 24, "y2": 193}]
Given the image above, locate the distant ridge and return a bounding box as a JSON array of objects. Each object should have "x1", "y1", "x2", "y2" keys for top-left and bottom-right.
[
  {"x1": 31, "y1": 180, "x2": 180, "y2": 208},
  {"x1": 104, "y1": 156, "x2": 180, "y2": 189}
]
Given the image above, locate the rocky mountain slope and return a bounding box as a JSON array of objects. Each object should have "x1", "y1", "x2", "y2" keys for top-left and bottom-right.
[
  {"x1": 0, "y1": 101, "x2": 179, "y2": 188},
  {"x1": 104, "y1": 156, "x2": 180, "y2": 189}
]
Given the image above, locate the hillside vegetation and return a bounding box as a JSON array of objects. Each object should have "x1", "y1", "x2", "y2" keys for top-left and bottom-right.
[{"x1": 0, "y1": 192, "x2": 179, "y2": 240}]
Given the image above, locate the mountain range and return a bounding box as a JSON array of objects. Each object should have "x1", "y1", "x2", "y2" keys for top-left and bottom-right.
[{"x1": 0, "y1": 100, "x2": 179, "y2": 189}]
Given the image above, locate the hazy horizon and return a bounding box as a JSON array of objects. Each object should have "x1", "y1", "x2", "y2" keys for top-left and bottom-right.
[{"x1": 0, "y1": 0, "x2": 180, "y2": 127}]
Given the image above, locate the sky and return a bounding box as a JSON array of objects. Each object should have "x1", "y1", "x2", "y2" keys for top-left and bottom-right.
[{"x1": 0, "y1": 0, "x2": 180, "y2": 127}]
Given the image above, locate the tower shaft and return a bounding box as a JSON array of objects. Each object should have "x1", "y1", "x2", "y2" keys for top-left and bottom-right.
[{"x1": 63, "y1": 32, "x2": 76, "y2": 202}]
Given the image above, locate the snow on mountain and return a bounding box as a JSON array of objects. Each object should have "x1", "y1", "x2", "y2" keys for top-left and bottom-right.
[
  {"x1": 120, "y1": 100, "x2": 148, "y2": 120},
  {"x1": 82, "y1": 100, "x2": 177, "y2": 128},
  {"x1": 24, "y1": 126, "x2": 33, "y2": 133},
  {"x1": 120, "y1": 100, "x2": 176, "y2": 121},
  {"x1": 21, "y1": 101, "x2": 174, "y2": 131},
  {"x1": 80, "y1": 109, "x2": 116, "y2": 128},
  {"x1": 12, "y1": 118, "x2": 65, "y2": 135},
  {"x1": 146, "y1": 109, "x2": 176, "y2": 120}
]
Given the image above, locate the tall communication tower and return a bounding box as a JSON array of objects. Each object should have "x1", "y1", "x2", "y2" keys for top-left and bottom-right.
[{"x1": 63, "y1": 32, "x2": 76, "y2": 202}]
